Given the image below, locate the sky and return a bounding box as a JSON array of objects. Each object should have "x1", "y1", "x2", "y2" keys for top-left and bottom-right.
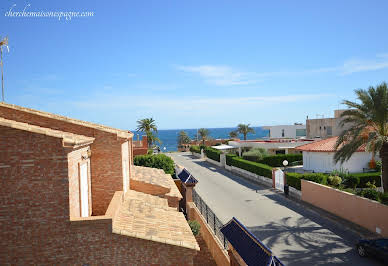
[{"x1": 1, "y1": 0, "x2": 388, "y2": 130}]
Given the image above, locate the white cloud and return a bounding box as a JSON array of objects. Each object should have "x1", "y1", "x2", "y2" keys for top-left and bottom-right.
[
  {"x1": 177, "y1": 54, "x2": 388, "y2": 85},
  {"x1": 177, "y1": 65, "x2": 258, "y2": 86}
]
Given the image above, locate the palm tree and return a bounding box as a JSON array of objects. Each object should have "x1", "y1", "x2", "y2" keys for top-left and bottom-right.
[
  {"x1": 136, "y1": 118, "x2": 161, "y2": 147},
  {"x1": 177, "y1": 130, "x2": 191, "y2": 145},
  {"x1": 198, "y1": 128, "x2": 210, "y2": 145},
  {"x1": 237, "y1": 124, "x2": 255, "y2": 140},
  {"x1": 334, "y1": 82, "x2": 388, "y2": 192},
  {"x1": 229, "y1": 130, "x2": 239, "y2": 139}
]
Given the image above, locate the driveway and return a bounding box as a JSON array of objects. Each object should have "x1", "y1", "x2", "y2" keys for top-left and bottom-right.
[{"x1": 169, "y1": 152, "x2": 382, "y2": 266}]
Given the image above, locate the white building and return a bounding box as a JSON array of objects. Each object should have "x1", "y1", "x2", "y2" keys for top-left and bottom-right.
[
  {"x1": 296, "y1": 137, "x2": 375, "y2": 173},
  {"x1": 228, "y1": 139, "x2": 314, "y2": 156},
  {"x1": 262, "y1": 124, "x2": 306, "y2": 139}
]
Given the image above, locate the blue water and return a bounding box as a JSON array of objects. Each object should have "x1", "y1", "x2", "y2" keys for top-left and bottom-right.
[{"x1": 132, "y1": 127, "x2": 269, "y2": 152}]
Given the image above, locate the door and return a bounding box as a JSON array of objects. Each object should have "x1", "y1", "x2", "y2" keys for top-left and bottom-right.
[{"x1": 80, "y1": 163, "x2": 89, "y2": 217}]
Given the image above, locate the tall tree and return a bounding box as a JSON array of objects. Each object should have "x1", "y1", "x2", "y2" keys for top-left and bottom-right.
[
  {"x1": 237, "y1": 124, "x2": 255, "y2": 140},
  {"x1": 136, "y1": 118, "x2": 161, "y2": 147},
  {"x1": 198, "y1": 128, "x2": 210, "y2": 145},
  {"x1": 334, "y1": 82, "x2": 388, "y2": 192},
  {"x1": 177, "y1": 130, "x2": 191, "y2": 145},
  {"x1": 229, "y1": 130, "x2": 239, "y2": 139}
]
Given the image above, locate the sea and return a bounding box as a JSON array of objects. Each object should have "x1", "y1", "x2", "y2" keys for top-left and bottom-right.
[{"x1": 132, "y1": 127, "x2": 269, "y2": 152}]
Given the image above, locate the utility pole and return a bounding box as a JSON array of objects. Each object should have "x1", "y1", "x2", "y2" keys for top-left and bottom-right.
[{"x1": 0, "y1": 37, "x2": 9, "y2": 103}]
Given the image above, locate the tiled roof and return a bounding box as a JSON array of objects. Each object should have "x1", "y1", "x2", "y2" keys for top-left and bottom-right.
[
  {"x1": 132, "y1": 166, "x2": 182, "y2": 199},
  {"x1": 113, "y1": 190, "x2": 199, "y2": 250},
  {"x1": 0, "y1": 102, "x2": 133, "y2": 138},
  {"x1": 177, "y1": 168, "x2": 198, "y2": 184},
  {"x1": 220, "y1": 217, "x2": 284, "y2": 266},
  {"x1": 0, "y1": 117, "x2": 94, "y2": 147},
  {"x1": 295, "y1": 137, "x2": 366, "y2": 152}
]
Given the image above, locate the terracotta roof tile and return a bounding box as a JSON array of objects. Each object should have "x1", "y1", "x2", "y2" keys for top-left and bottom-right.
[
  {"x1": 295, "y1": 137, "x2": 366, "y2": 152},
  {"x1": 113, "y1": 190, "x2": 199, "y2": 250}
]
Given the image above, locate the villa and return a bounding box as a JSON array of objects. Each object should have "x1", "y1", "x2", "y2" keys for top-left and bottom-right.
[
  {"x1": 296, "y1": 136, "x2": 377, "y2": 173},
  {"x1": 0, "y1": 102, "x2": 198, "y2": 265}
]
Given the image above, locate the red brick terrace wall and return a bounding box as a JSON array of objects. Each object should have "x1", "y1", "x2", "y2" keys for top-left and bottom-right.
[
  {"x1": 0, "y1": 126, "x2": 195, "y2": 265},
  {"x1": 0, "y1": 105, "x2": 130, "y2": 215}
]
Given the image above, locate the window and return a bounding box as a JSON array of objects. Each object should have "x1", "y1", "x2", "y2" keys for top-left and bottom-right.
[
  {"x1": 296, "y1": 129, "x2": 306, "y2": 137},
  {"x1": 281, "y1": 129, "x2": 285, "y2": 137},
  {"x1": 276, "y1": 150, "x2": 286, "y2": 154},
  {"x1": 327, "y1": 126, "x2": 332, "y2": 136}
]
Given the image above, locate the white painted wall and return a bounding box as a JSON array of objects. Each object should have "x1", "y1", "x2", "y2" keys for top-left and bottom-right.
[
  {"x1": 303, "y1": 151, "x2": 374, "y2": 173},
  {"x1": 262, "y1": 125, "x2": 306, "y2": 139}
]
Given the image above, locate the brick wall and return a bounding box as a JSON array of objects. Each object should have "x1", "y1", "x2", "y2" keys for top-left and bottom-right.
[
  {"x1": 0, "y1": 104, "x2": 131, "y2": 215},
  {"x1": 0, "y1": 126, "x2": 196, "y2": 265}
]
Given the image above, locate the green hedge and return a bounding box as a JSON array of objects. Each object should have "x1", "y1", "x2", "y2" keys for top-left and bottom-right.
[
  {"x1": 226, "y1": 153, "x2": 237, "y2": 166},
  {"x1": 204, "y1": 147, "x2": 221, "y2": 162},
  {"x1": 350, "y1": 172, "x2": 381, "y2": 187},
  {"x1": 285, "y1": 172, "x2": 328, "y2": 190},
  {"x1": 134, "y1": 154, "x2": 175, "y2": 175},
  {"x1": 190, "y1": 145, "x2": 201, "y2": 154},
  {"x1": 259, "y1": 154, "x2": 303, "y2": 167},
  {"x1": 230, "y1": 157, "x2": 272, "y2": 178}
]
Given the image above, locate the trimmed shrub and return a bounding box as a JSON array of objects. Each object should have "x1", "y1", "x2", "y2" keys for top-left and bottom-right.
[
  {"x1": 204, "y1": 147, "x2": 221, "y2": 162},
  {"x1": 226, "y1": 153, "x2": 237, "y2": 166},
  {"x1": 230, "y1": 157, "x2": 273, "y2": 178},
  {"x1": 259, "y1": 154, "x2": 303, "y2": 167},
  {"x1": 190, "y1": 145, "x2": 201, "y2": 154},
  {"x1": 188, "y1": 220, "x2": 201, "y2": 236},
  {"x1": 351, "y1": 172, "x2": 381, "y2": 187},
  {"x1": 147, "y1": 149, "x2": 153, "y2": 155},
  {"x1": 342, "y1": 175, "x2": 360, "y2": 189},
  {"x1": 286, "y1": 173, "x2": 302, "y2": 190},
  {"x1": 134, "y1": 154, "x2": 175, "y2": 175},
  {"x1": 285, "y1": 172, "x2": 328, "y2": 190}
]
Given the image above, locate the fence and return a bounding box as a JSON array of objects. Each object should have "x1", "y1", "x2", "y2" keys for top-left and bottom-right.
[{"x1": 192, "y1": 189, "x2": 228, "y2": 249}]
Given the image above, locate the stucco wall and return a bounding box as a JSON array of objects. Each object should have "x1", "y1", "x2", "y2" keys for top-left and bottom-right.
[
  {"x1": 302, "y1": 151, "x2": 373, "y2": 173},
  {"x1": 301, "y1": 180, "x2": 388, "y2": 237},
  {"x1": 263, "y1": 124, "x2": 305, "y2": 139}
]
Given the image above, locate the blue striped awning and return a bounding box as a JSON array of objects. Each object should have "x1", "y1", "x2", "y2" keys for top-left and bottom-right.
[
  {"x1": 220, "y1": 217, "x2": 284, "y2": 266},
  {"x1": 177, "y1": 168, "x2": 198, "y2": 184}
]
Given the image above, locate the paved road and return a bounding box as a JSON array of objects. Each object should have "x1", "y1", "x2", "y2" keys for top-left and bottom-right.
[{"x1": 169, "y1": 152, "x2": 382, "y2": 266}]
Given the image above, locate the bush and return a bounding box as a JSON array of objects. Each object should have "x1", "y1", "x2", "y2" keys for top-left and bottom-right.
[
  {"x1": 188, "y1": 220, "x2": 201, "y2": 236},
  {"x1": 379, "y1": 192, "x2": 388, "y2": 205},
  {"x1": 285, "y1": 173, "x2": 302, "y2": 190},
  {"x1": 359, "y1": 189, "x2": 379, "y2": 201},
  {"x1": 375, "y1": 161, "x2": 382, "y2": 172},
  {"x1": 341, "y1": 187, "x2": 356, "y2": 194},
  {"x1": 147, "y1": 149, "x2": 153, "y2": 155},
  {"x1": 342, "y1": 175, "x2": 360, "y2": 189},
  {"x1": 351, "y1": 172, "x2": 381, "y2": 187},
  {"x1": 230, "y1": 157, "x2": 273, "y2": 178},
  {"x1": 328, "y1": 175, "x2": 342, "y2": 187},
  {"x1": 134, "y1": 154, "x2": 175, "y2": 175},
  {"x1": 226, "y1": 153, "x2": 237, "y2": 166},
  {"x1": 259, "y1": 154, "x2": 303, "y2": 167},
  {"x1": 285, "y1": 172, "x2": 328, "y2": 190},
  {"x1": 190, "y1": 145, "x2": 201, "y2": 154},
  {"x1": 204, "y1": 147, "x2": 221, "y2": 162},
  {"x1": 242, "y1": 148, "x2": 268, "y2": 162}
]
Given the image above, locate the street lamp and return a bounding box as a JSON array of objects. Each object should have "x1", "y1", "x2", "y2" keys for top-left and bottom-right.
[
  {"x1": 282, "y1": 160, "x2": 289, "y2": 196},
  {"x1": 0, "y1": 36, "x2": 10, "y2": 102},
  {"x1": 282, "y1": 160, "x2": 288, "y2": 170}
]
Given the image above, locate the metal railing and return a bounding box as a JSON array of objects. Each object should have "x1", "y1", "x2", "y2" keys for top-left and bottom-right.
[{"x1": 192, "y1": 189, "x2": 228, "y2": 249}]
